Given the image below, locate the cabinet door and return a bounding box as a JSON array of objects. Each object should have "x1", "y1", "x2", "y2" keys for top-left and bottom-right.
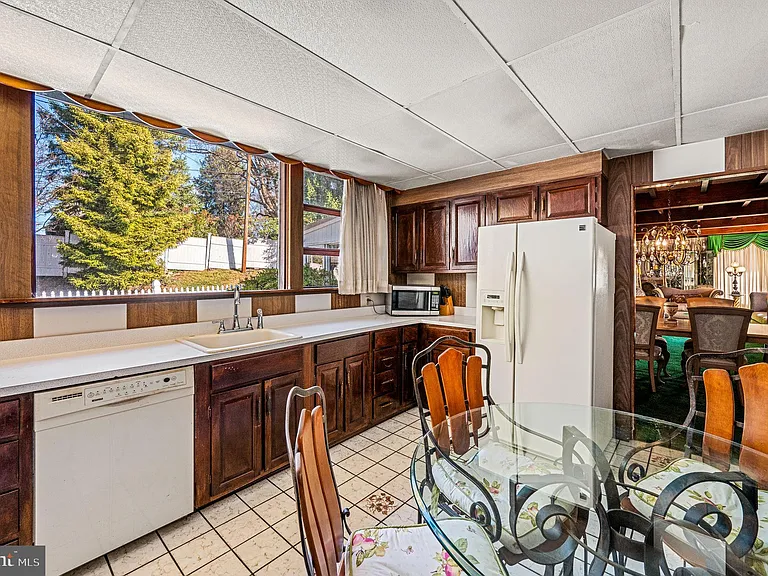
[
  {"x1": 211, "y1": 384, "x2": 262, "y2": 497},
  {"x1": 344, "y1": 353, "x2": 370, "y2": 434},
  {"x1": 540, "y1": 177, "x2": 595, "y2": 220},
  {"x1": 487, "y1": 186, "x2": 538, "y2": 224},
  {"x1": 420, "y1": 202, "x2": 450, "y2": 271},
  {"x1": 391, "y1": 206, "x2": 419, "y2": 272},
  {"x1": 451, "y1": 196, "x2": 485, "y2": 270},
  {"x1": 401, "y1": 342, "x2": 417, "y2": 407},
  {"x1": 315, "y1": 361, "x2": 344, "y2": 444},
  {"x1": 264, "y1": 371, "x2": 303, "y2": 472}
]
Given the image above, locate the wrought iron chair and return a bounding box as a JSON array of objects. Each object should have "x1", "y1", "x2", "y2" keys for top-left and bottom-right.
[
  {"x1": 614, "y1": 349, "x2": 768, "y2": 576},
  {"x1": 284, "y1": 385, "x2": 505, "y2": 576}
]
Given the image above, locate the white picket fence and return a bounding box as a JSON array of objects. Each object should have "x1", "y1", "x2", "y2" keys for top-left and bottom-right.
[{"x1": 36, "y1": 233, "x2": 276, "y2": 277}]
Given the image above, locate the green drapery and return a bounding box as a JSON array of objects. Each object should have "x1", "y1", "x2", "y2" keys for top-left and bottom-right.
[{"x1": 707, "y1": 233, "x2": 768, "y2": 256}]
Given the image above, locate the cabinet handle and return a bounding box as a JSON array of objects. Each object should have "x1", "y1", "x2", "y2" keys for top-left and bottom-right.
[
  {"x1": 382, "y1": 357, "x2": 395, "y2": 368},
  {"x1": 266, "y1": 394, "x2": 272, "y2": 416},
  {"x1": 533, "y1": 195, "x2": 538, "y2": 216},
  {"x1": 255, "y1": 397, "x2": 261, "y2": 418}
]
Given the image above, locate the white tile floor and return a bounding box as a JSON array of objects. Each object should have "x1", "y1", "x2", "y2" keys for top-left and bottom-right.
[{"x1": 64, "y1": 407, "x2": 669, "y2": 576}]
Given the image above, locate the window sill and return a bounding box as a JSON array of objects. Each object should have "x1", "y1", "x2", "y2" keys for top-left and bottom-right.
[{"x1": 0, "y1": 287, "x2": 341, "y2": 308}]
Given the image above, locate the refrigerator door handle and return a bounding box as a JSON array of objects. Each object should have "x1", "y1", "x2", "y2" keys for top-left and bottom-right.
[
  {"x1": 514, "y1": 251, "x2": 525, "y2": 364},
  {"x1": 503, "y1": 252, "x2": 516, "y2": 362}
]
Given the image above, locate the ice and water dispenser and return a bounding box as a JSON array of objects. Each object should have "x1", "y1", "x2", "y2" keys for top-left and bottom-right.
[{"x1": 479, "y1": 289, "x2": 506, "y2": 341}]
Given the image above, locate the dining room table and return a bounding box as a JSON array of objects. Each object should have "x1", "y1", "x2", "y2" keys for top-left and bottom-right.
[
  {"x1": 409, "y1": 402, "x2": 767, "y2": 576},
  {"x1": 656, "y1": 312, "x2": 768, "y2": 344}
]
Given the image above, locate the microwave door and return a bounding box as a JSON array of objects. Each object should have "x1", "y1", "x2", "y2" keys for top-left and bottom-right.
[{"x1": 395, "y1": 290, "x2": 428, "y2": 311}]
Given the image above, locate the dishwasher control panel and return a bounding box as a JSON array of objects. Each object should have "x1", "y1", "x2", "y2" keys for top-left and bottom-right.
[{"x1": 83, "y1": 369, "x2": 188, "y2": 406}]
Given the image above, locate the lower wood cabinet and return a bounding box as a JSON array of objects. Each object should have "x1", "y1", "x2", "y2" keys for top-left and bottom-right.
[
  {"x1": 264, "y1": 371, "x2": 303, "y2": 471},
  {"x1": 344, "y1": 353, "x2": 370, "y2": 434},
  {"x1": 210, "y1": 384, "x2": 262, "y2": 497},
  {"x1": 315, "y1": 360, "x2": 344, "y2": 444},
  {"x1": 0, "y1": 394, "x2": 32, "y2": 546},
  {"x1": 401, "y1": 341, "x2": 417, "y2": 406}
]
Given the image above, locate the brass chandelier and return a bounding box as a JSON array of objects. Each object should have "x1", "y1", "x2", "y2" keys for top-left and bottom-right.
[{"x1": 636, "y1": 196, "x2": 703, "y2": 267}]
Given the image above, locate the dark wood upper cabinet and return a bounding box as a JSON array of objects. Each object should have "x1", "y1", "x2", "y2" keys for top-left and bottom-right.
[
  {"x1": 315, "y1": 360, "x2": 344, "y2": 444},
  {"x1": 487, "y1": 186, "x2": 538, "y2": 225},
  {"x1": 391, "y1": 206, "x2": 419, "y2": 272},
  {"x1": 420, "y1": 201, "x2": 450, "y2": 271},
  {"x1": 264, "y1": 371, "x2": 303, "y2": 472},
  {"x1": 210, "y1": 383, "x2": 262, "y2": 497},
  {"x1": 451, "y1": 196, "x2": 485, "y2": 270},
  {"x1": 539, "y1": 177, "x2": 595, "y2": 220},
  {"x1": 344, "y1": 352, "x2": 370, "y2": 434}
]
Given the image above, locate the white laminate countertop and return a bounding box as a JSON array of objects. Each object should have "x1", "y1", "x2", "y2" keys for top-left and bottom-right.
[{"x1": 0, "y1": 311, "x2": 476, "y2": 397}]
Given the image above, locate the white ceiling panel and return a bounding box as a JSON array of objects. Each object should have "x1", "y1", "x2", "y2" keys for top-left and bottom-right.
[
  {"x1": 339, "y1": 110, "x2": 486, "y2": 173},
  {"x1": 496, "y1": 144, "x2": 573, "y2": 169},
  {"x1": 681, "y1": 97, "x2": 768, "y2": 144},
  {"x1": 432, "y1": 161, "x2": 502, "y2": 182},
  {"x1": 2, "y1": 0, "x2": 134, "y2": 43},
  {"x1": 681, "y1": 0, "x2": 768, "y2": 114},
  {"x1": 120, "y1": 0, "x2": 398, "y2": 135},
  {"x1": 455, "y1": 0, "x2": 655, "y2": 62},
  {"x1": 225, "y1": 0, "x2": 496, "y2": 106},
  {"x1": 389, "y1": 174, "x2": 444, "y2": 190},
  {"x1": 575, "y1": 119, "x2": 676, "y2": 158},
  {"x1": 409, "y1": 69, "x2": 565, "y2": 159},
  {"x1": 0, "y1": 4, "x2": 108, "y2": 93},
  {"x1": 293, "y1": 137, "x2": 426, "y2": 183},
  {"x1": 511, "y1": 0, "x2": 675, "y2": 141},
  {"x1": 92, "y1": 52, "x2": 329, "y2": 156}
]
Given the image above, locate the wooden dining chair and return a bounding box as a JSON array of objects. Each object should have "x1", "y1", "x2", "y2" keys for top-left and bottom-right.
[
  {"x1": 681, "y1": 306, "x2": 752, "y2": 374},
  {"x1": 635, "y1": 303, "x2": 664, "y2": 392},
  {"x1": 284, "y1": 385, "x2": 506, "y2": 576}
]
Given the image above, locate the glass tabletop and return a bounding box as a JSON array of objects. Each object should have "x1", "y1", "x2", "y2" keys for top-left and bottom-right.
[{"x1": 409, "y1": 402, "x2": 767, "y2": 576}]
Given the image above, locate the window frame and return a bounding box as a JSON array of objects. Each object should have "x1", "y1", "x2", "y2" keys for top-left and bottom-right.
[{"x1": 301, "y1": 170, "x2": 343, "y2": 288}]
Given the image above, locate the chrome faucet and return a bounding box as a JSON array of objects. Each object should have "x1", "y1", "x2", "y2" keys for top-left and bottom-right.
[
  {"x1": 213, "y1": 286, "x2": 253, "y2": 333},
  {"x1": 233, "y1": 285, "x2": 242, "y2": 330},
  {"x1": 256, "y1": 308, "x2": 264, "y2": 329}
]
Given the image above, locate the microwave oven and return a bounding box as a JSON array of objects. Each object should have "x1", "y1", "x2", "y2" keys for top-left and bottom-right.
[{"x1": 386, "y1": 285, "x2": 440, "y2": 316}]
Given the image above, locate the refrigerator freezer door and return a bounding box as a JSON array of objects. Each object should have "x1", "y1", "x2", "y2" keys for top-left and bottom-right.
[
  {"x1": 514, "y1": 218, "x2": 597, "y2": 406},
  {"x1": 476, "y1": 223, "x2": 518, "y2": 403}
]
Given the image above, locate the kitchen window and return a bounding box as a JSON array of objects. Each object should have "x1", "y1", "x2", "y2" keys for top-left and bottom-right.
[
  {"x1": 302, "y1": 169, "x2": 344, "y2": 288},
  {"x1": 33, "y1": 95, "x2": 282, "y2": 297}
]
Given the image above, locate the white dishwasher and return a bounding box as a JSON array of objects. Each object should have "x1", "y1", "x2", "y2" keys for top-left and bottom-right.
[{"x1": 34, "y1": 367, "x2": 194, "y2": 576}]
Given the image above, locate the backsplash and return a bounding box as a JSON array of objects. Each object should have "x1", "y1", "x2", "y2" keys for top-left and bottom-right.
[{"x1": 404, "y1": 273, "x2": 477, "y2": 308}]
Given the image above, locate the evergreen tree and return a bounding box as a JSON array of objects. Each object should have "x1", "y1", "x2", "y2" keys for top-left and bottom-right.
[{"x1": 51, "y1": 106, "x2": 204, "y2": 290}]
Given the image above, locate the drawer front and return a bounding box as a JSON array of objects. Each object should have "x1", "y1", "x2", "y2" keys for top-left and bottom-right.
[
  {"x1": 373, "y1": 394, "x2": 400, "y2": 421},
  {"x1": 0, "y1": 441, "x2": 18, "y2": 493},
  {"x1": 402, "y1": 325, "x2": 419, "y2": 344},
  {"x1": 315, "y1": 335, "x2": 369, "y2": 365},
  {"x1": 0, "y1": 400, "x2": 19, "y2": 442},
  {"x1": 374, "y1": 347, "x2": 398, "y2": 374},
  {"x1": 423, "y1": 325, "x2": 473, "y2": 345},
  {"x1": 212, "y1": 347, "x2": 303, "y2": 392},
  {"x1": 373, "y1": 370, "x2": 397, "y2": 397},
  {"x1": 431, "y1": 345, "x2": 471, "y2": 364},
  {"x1": 373, "y1": 328, "x2": 399, "y2": 350},
  {"x1": 0, "y1": 490, "x2": 19, "y2": 543}
]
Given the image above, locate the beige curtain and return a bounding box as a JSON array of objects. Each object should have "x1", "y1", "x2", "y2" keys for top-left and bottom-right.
[
  {"x1": 337, "y1": 181, "x2": 389, "y2": 295},
  {"x1": 713, "y1": 243, "x2": 768, "y2": 307}
]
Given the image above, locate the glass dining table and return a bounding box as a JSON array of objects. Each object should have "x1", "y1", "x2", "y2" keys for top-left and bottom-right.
[{"x1": 409, "y1": 403, "x2": 767, "y2": 576}]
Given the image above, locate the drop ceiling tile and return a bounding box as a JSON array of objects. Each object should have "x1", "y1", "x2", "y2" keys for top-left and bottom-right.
[
  {"x1": 511, "y1": 1, "x2": 674, "y2": 141},
  {"x1": 455, "y1": 0, "x2": 655, "y2": 61},
  {"x1": 120, "y1": 0, "x2": 398, "y2": 134},
  {"x1": 681, "y1": 97, "x2": 768, "y2": 144},
  {"x1": 2, "y1": 0, "x2": 134, "y2": 43},
  {"x1": 92, "y1": 52, "x2": 329, "y2": 156},
  {"x1": 226, "y1": 0, "x2": 496, "y2": 106},
  {"x1": 432, "y1": 161, "x2": 502, "y2": 182},
  {"x1": 681, "y1": 0, "x2": 768, "y2": 114},
  {"x1": 0, "y1": 4, "x2": 109, "y2": 93},
  {"x1": 293, "y1": 137, "x2": 426, "y2": 183},
  {"x1": 575, "y1": 119, "x2": 676, "y2": 158},
  {"x1": 339, "y1": 110, "x2": 486, "y2": 173},
  {"x1": 409, "y1": 69, "x2": 564, "y2": 159},
  {"x1": 389, "y1": 174, "x2": 444, "y2": 190},
  {"x1": 496, "y1": 144, "x2": 573, "y2": 168}
]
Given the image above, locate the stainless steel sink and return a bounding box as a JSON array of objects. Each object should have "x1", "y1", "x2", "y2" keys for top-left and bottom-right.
[{"x1": 179, "y1": 329, "x2": 301, "y2": 353}]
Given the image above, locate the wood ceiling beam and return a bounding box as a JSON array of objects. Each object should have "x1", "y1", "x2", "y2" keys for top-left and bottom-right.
[
  {"x1": 695, "y1": 217, "x2": 768, "y2": 234},
  {"x1": 637, "y1": 199, "x2": 768, "y2": 225},
  {"x1": 636, "y1": 180, "x2": 768, "y2": 212}
]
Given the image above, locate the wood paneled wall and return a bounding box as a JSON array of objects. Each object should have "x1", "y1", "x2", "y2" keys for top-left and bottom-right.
[
  {"x1": 434, "y1": 273, "x2": 467, "y2": 307},
  {"x1": 251, "y1": 294, "x2": 296, "y2": 316},
  {"x1": 725, "y1": 130, "x2": 768, "y2": 171},
  {"x1": 331, "y1": 293, "x2": 361, "y2": 309},
  {"x1": 392, "y1": 151, "x2": 606, "y2": 206},
  {"x1": 127, "y1": 300, "x2": 197, "y2": 329}
]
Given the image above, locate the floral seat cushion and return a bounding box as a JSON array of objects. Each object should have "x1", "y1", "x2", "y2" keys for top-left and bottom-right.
[
  {"x1": 628, "y1": 457, "x2": 768, "y2": 573},
  {"x1": 431, "y1": 441, "x2": 569, "y2": 554},
  {"x1": 346, "y1": 518, "x2": 505, "y2": 576}
]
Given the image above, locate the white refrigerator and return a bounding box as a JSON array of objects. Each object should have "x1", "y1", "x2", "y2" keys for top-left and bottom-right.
[{"x1": 476, "y1": 216, "x2": 615, "y2": 409}]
